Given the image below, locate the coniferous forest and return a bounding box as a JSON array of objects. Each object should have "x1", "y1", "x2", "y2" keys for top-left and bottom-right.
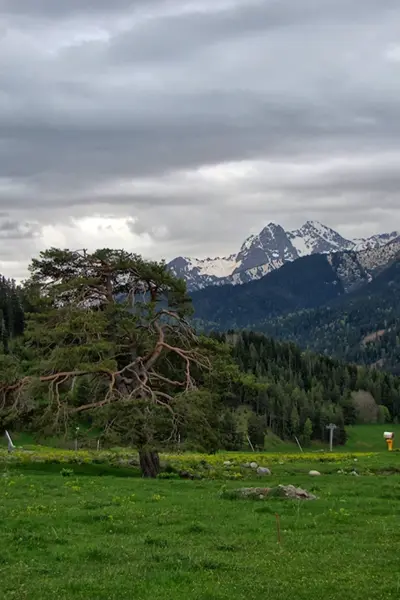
[{"x1": 0, "y1": 276, "x2": 24, "y2": 354}]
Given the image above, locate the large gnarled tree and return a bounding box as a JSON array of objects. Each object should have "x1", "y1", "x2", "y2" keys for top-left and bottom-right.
[{"x1": 0, "y1": 248, "x2": 214, "y2": 476}]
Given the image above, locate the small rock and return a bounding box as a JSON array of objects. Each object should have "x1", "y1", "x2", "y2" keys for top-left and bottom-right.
[
  {"x1": 337, "y1": 469, "x2": 344, "y2": 474},
  {"x1": 350, "y1": 470, "x2": 359, "y2": 476},
  {"x1": 223, "y1": 461, "x2": 232, "y2": 466},
  {"x1": 309, "y1": 470, "x2": 321, "y2": 476},
  {"x1": 242, "y1": 462, "x2": 251, "y2": 468},
  {"x1": 278, "y1": 485, "x2": 317, "y2": 501},
  {"x1": 250, "y1": 462, "x2": 258, "y2": 469},
  {"x1": 256, "y1": 467, "x2": 271, "y2": 476}
]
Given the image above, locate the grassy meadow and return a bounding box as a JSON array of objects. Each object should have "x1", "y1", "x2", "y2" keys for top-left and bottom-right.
[{"x1": 0, "y1": 425, "x2": 399, "y2": 599}]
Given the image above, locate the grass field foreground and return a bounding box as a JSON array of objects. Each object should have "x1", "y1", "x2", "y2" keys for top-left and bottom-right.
[{"x1": 0, "y1": 448, "x2": 400, "y2": 599}]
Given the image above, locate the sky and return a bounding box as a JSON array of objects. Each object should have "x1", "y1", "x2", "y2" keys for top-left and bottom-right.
[{"x1": 1, "y1": 0, "x2": 400, "y2": 279}]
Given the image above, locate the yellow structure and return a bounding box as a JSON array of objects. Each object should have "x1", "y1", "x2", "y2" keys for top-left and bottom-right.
[{"x1": 384, "y1": 431, "x2": 394, "y2": 451}]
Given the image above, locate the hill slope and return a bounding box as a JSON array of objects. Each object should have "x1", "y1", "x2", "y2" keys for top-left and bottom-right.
[
  {"x1": 192, "y1": 253, "x2": 346, "y2": 328},
  {"x1": 215, "y1": 330, "x2": 400, "y2": 442},
  {"x1": 192, "y1": 242, "x2": 400, "y2": 328},
  {"x1": 261, "y1": 260, "x2": 400, "y2": 373},
  {"x1": 192, "y1": 247, "x2": 400, "y2": 373}
]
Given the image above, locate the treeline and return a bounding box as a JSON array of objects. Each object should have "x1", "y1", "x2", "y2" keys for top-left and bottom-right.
[
  {"x1": 2, "y1": 260, "x2": 400, "y2": 453},
  {"x1": 0, "y1": 276, "x2": 24, "y2": 353},
  {"x1": 213, "y1": 331, "x2": 400, "y2": 449}
]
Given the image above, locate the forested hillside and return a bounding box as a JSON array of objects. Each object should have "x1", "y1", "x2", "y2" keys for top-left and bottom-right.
[
  {"x1": 192, "y1": 252, "x2": 400, "y2": 373},
  {"x1": 192, "y1": 253, "x2": 345, "y2": 329},
  {"x1": 213, "y1": 331, "x2": 400, "y2": 448},
  {"x1": 261, "y1": 260, "x2": 400, "y2": 373}
]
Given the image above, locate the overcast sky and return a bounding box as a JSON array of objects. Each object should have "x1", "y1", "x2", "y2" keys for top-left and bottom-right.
[{"x1": 1, "y1": 0, "x2": 400, "y2": 279}]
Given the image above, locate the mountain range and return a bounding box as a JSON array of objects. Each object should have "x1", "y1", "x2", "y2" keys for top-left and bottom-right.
[
  {"x1": 168, "y1": 220, "x2": 399, "y2": 291},
  {"x1": 190, "y1": 235, "x2": 400, "y2": 373}
]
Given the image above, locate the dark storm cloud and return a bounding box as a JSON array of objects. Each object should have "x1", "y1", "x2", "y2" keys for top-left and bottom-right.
[{"x1": 1, "y1": 0, "x2": 400, "y2": 277}]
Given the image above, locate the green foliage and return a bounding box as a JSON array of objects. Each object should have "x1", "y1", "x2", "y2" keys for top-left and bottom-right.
[
  {"x1": 302, "y1": 418, "x2": 313, "y2": 447},
  {"x1": 0, "y1": 276, "x2": 24, "y2": 353},
  {"x1": 0, "y1": 250, "x2": 224, "y2": 457},
  {"x1": 219, "y1": 411, "x2": 243, "y2": 451},
  {"x1": 377, "y1": 404, "x2": 391, "y2": 424},
  {"x1": 247, "y1": 413, "x2": 265, "y2": 449}
]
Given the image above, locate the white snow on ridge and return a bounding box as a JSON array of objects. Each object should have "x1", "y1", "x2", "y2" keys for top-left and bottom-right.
[
  {"x1": 287, "y1": 233, "x2": 309, "y2": 257},
  {"x1": 197, "y1": 256, "x2": 238, "y2": 278},
  {"x1": 240, "y1": 234, "x2": 258, "y2": 252},
  {"x1": 181, "y1": 255, "x2": 238, "y2": 278},
  {"x1": 352, "y1": 231, "x2": 400, "y2": 251}
]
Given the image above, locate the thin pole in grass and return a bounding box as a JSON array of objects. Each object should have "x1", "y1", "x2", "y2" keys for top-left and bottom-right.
[
  {"x1": 275, "y1": 513, "x2": 282, "y2": 544},
  {"x1": 326, "y1": 423, "x2": 337, "y2": 452},
  {"x1": 5, "y1": 431, "x2": 15, "y2": 453}
]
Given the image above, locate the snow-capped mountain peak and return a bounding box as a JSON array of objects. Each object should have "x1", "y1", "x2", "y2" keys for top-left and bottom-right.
[
  {"x1": 288, "y1": 221, "x2": 351, "y2": 256},
  {"x1": 167, "y1": 221, "x2": 399, "y2": 291}
]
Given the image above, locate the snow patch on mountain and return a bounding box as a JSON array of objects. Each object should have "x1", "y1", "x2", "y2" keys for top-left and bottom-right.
[{"x1": 352, "y1": 231, "x2": 400, "y2": 251}]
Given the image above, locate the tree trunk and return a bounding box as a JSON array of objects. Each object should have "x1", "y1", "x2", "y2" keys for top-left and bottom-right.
[{"x1": 139, "y1": 450, "x2": 160, "y2": 478}]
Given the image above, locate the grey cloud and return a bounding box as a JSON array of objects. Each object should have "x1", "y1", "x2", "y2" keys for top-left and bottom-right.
[
  {"x1": 107, "y1": 0, "x2": 400, "y2": 66},
  {"x1": 0, "y1": 0, "x2": 400, "y2": 275},
  {"x1": 2, "y1": 0, "x2": 398, "y2": 20},
  {"x1": 0, "y1": 219, "x2": 41, "y2": 239},
  {"x1": 0, "y1": 0, "x2": 157, "y2": 18}
]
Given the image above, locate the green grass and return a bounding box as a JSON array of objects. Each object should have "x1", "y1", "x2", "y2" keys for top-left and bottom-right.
[
  {"x1": 3, "y1": 424, "x2": 397, "y2": 453},
  {"x1": 1, "y1": 460, "x2": 400, "y2": 599},
  {"x1": 345, "y1": 424, "x2": 400, "y2": 452}
]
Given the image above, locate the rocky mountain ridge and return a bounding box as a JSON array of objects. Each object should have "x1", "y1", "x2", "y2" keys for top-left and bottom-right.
[
  {"x1": 168, "y1": 220, "x2": 399, "y2": 291},
  {"x1": 190, "y1": 239, "x2": 400, "y2": 331}
]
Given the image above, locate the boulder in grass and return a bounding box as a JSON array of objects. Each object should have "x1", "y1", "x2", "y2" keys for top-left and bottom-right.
[
  {"x1": 222, "y1": 485, "x2": 316, "y2": 501},
  {"x1": 256, "y1": 467, "x2": 271, "y2": 476},
  {"x1": 309, "y1": 470, "x2": 321, "y2": 476},
  {"x1": 250, "y1": 462, "x2": 258, "y2": 469}
]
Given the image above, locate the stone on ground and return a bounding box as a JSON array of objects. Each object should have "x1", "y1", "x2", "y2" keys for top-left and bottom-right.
[
  {"x1": 256, "y1": 467, "x2": 271, "y2": 476},
  {"x1": 222, "y1": 485, "x2": 317, "y2": 501}
]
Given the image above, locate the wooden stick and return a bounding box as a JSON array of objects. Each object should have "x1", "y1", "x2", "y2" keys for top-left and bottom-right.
[{"x1": 275, "y1": 513, "x2": 281, "y2": 544}]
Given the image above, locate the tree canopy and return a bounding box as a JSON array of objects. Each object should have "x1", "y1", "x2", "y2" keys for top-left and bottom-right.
[{"x1": 0, "y1": 249, "x2": 228, "y2": 474}]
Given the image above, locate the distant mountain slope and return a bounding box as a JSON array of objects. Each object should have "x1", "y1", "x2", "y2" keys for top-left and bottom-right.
[
  {"x1": 192, "y1": 254, "x2": 347, "y2": 329},
  {"x1": 168, "y1": 220, "x2": 399, "y2": 291},
  {"x1": 260, "y1": 260, "x2": 400, "y2": 374},
  {"x1": 191, "y1": 241, "x2": 400, "y2": 330}
]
